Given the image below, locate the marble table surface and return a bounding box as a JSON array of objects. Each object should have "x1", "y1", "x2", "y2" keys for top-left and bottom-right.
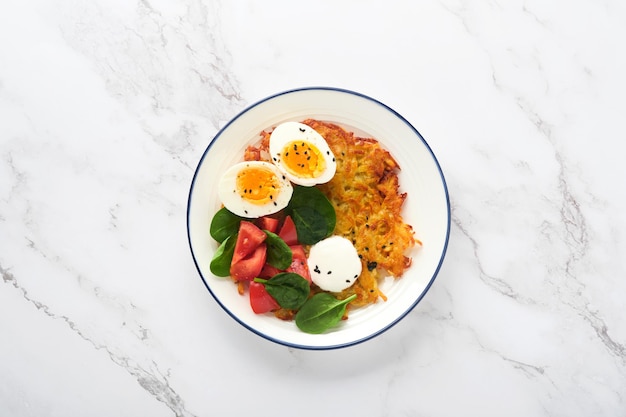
[{"x1": 1, "y1": 1, "x2": 625, "y2": 416}]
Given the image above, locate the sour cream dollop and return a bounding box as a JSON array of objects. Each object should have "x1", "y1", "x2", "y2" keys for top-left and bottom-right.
[{"x1": 307, "y1": 236, "x2": 362, "y2": 292}]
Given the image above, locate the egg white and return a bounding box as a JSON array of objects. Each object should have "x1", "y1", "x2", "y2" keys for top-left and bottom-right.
[
  {"x1": 269, "y1": 121, "x2": 337, "y2": 186},
  {"x1": 217, "y1": 161, "x2": 293, "y2": 218}
]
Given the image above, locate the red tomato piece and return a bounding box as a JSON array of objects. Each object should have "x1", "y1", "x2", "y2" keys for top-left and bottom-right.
[
  {"x1": 249, "y1": 281, "x2": 280, "y2": 314},
  {"x1": 256, "y1": 216, "x2": 280, "y2": 234},
  {"x1": 259, "y1": 263, "x2": 282, "y2": 279},
  {"x1": 230, "y1": 244, "x2": 267, "y2": 281},
  {"x1": 232, "y1": 221, "x2": 267, "y2": 265},
  {"x1": 286, "y1": 245, "x2": 311, "y2": 283},
  {"x1": 278, "y1": 215, "x2": 298, "y2": 246}
]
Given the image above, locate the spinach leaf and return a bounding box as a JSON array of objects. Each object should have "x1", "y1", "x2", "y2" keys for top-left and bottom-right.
[
  {"x1": 287, "y1": 185, "x2": 336, "y2": 245},
  {"x1": 209, "y1": 234, "x2": 236, "y2": 276},
  {"x1": 291, "y1": 207, "x2": 329, "y2": 244},
  {"x1": 295, "y1": 293, "x2": 357, "y2": 334},
  {"x1": 263, "y1": 230, "x2": 293, "y2": 270},
  {"x1": 254, "y1": 273, "x2": 310, "y2": 310},
  {"x1": 210, "y1": 207, "x2": 243, "y2": 243}
]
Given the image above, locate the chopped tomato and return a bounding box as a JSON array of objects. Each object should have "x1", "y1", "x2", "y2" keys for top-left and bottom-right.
[
  {"x1": 249, "y1": 281, "x2": 280, "y2": 314},
  {"x1": 286, "y1": 245, "x2": 311, "y2": 283},
  {"x1": 278, "y1": 215, "x2": 298, "y2": 246},
  {"x1": 230, "y1": 244, "x2": 267, "y2": 281},
  {"x1": 232, "y1": 221, "x2": 267, "y2": 265},
  {"x1": 259, "y1": 263, "x2": 282, "y2": 279},
  {"x1": 256, "y1": 216, "x2": 279, "y2": 234}
]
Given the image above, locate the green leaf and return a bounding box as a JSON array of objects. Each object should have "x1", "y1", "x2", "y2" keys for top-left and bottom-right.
[
  {"x1": 287, "y1": 185, "x2": 336, "y2": 245},
  {"x1": 263, "y1": 230, "x2": 293, "y2": 270},
  {"x1": 295, "y1": 293, "x2": 357, "y2": 334},
  {"x1": 254, "y1": 273, "x2": 310, "y2": 310},
  {"x1": 210, "y1": 207, "x2": 243, "y2": 243},
  {"x1": 209, "y1": 234, "x2": 236, "y2": 276},
  {"x1": 291, "y1": 207, "x2": 329, "y2": 244}
]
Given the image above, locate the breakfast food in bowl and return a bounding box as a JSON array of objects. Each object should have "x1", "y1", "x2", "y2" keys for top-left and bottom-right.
[{"x1": 209, "y1": 119, "x2": 419, "y2": 333}]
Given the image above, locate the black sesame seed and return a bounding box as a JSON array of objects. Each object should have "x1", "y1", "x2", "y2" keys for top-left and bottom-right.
[
  {"x1": 273, "y1": 202, "x2": 277, "y2": 206},
  {"x1": 345, "y1": 280, "x2": 350, "y2": 283},
  {"x1": 327, "y1": 271, "x2": 332, "y2": 274},
  {"x1": 367, "y1": 261, "x2": 377, "y2": 271},
  {"x1": 314, "y1": 265, "x2": 320, "y2": 274},
  {"x1": 299, "y1": 127, "x2": 305, "y2": 132}
]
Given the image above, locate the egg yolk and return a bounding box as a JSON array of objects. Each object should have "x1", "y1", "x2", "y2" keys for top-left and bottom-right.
[
  {"x1": 281, "y1": 140, "x2": 326, "y2": 179},
  {"x1": 236, "y1": 165, "x2": 281, "y2": 205}
]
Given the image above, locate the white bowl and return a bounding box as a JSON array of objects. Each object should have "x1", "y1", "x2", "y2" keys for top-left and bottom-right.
[{"x1": 187, "y1": 87, "x2": 450, "y2": 349}]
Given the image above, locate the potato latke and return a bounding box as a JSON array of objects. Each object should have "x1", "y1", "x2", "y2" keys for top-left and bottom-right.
[{"x1": 245, "y1": 119, "x2": 417, "y2": 309}]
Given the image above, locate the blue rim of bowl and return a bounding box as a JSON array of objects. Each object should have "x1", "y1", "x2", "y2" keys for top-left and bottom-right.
[{"x1": 186, "y1": 86, "x2": 451, "y2": 350}]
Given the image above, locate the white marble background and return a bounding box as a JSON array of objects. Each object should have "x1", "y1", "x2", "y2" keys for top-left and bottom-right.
[{"x1": 1, "y1": 0, "x2": 625, "y2": 416}]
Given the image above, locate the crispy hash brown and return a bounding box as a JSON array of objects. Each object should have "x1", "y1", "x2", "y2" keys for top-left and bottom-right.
[{"x1": 245, "y1": 119, "x2": 417, "y2": 312}]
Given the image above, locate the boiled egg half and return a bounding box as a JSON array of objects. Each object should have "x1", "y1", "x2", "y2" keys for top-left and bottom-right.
[
  {"x1": 307, "y1": 236, "x2": 362, "y2": 292},
  {"x1": 218, "y1": 161, "x2": 293, "y2": 218},
  {"x1": 269, "y1": 122, "x2": 336, "y2": 186}
]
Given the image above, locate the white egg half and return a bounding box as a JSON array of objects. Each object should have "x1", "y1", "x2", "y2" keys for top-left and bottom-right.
[
  {"x1": 217, "y1": 161, "x2": 293, "y2": 218},
  {"x1": 307, "y1": 236, "x2": 362, "y2": 292},
  {"x1": 269, "y1": 121, "x2": 337, "y2": 186}
]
